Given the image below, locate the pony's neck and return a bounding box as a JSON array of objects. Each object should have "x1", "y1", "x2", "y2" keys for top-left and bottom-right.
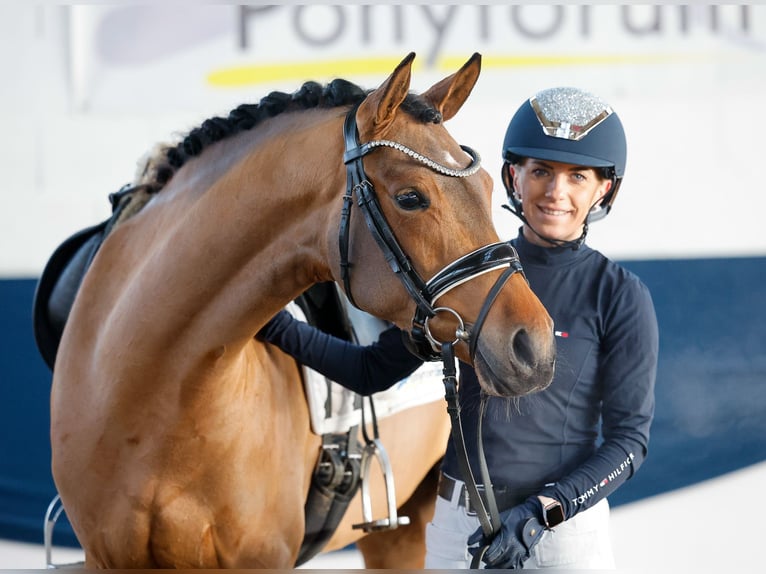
[{"x1": 111, "y1": 110, "x2": 346, "y2": 358}]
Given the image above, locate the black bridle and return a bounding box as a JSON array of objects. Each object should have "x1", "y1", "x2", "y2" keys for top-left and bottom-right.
[
  {"x1": 340, "y1": 103, "x2": 524, "y2": 564},
  {"x1": 340, "y1": 103, "x2": 525, "y2": 361}
]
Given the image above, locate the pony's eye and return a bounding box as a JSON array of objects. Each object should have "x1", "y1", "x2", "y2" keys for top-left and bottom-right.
[{"x1": 395, "y1": 190, "x2": 429, "y2": 211}]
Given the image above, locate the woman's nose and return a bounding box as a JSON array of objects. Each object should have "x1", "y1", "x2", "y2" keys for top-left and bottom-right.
[{"x1": 545, "y1": 175, "x2": 567, "y2": 199}]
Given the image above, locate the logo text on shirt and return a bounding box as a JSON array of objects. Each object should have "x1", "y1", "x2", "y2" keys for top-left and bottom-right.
[{"x1": 571, "y1": 452, "x2": 636, "y2": 506}]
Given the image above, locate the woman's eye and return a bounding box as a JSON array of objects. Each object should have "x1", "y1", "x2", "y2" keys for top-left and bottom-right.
[{"x1": 395, "y1": 190, "x2": 429, "y2": 211}]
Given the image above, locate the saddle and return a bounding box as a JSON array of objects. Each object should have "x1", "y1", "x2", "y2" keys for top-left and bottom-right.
[
  {"x1": 34, "y1": 186, "x2": 403, "y2": 567},
  {"x1": 33, "y1": 184, "x2": 153, "y2": 371}
]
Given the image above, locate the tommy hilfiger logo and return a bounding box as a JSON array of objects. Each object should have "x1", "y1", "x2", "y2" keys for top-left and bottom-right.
[
  {"x1": 554, "y1": 330, "x2": 569, "y2": 338},
  {"x1": 570, "y1": 453, "x2": 636, "y2": 506}
]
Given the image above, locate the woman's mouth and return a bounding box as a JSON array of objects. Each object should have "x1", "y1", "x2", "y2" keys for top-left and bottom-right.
[{"x1": 537, "y1": 205, "x2": 570, "y2": 217}]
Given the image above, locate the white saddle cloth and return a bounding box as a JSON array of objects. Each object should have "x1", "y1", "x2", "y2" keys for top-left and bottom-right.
[{"x1": 285, "y1": 302, "x2": 446, "y2": 435}]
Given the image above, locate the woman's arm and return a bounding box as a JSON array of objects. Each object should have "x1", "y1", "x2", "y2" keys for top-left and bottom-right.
[
  {"x1": 258, "y1": 309, "x2": 424, "y2": 395},
  {"x1": 539, "y1": 277, "x2": 659, "y2": 518}
]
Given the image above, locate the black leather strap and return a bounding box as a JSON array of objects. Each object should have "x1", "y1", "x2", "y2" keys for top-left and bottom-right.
[
  {"x1": 441, "y1": 343, "x2": 497, "y2": 537},
  {"x1": 469, "y1": 262, "x2": 521, "y2": 359},
  {"x1": 340, "y1": 104, "x2": 432, "y2": 317}
]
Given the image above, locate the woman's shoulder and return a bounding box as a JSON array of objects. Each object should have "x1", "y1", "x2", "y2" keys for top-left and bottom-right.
[{"x1": 584, "y1": 248, "x2": 653, "y2": 303}]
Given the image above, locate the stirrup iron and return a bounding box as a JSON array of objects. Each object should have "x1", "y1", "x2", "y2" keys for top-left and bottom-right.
[{"x1": 352, "y1": 438, "x2": 410, "y2": 532}]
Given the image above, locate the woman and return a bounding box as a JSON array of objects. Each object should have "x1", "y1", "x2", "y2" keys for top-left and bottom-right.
[{"x1": 259, "y1": 86, "x2": 659, "y2": 569}]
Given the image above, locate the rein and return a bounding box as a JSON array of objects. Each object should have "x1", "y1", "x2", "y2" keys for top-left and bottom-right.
[{"x1": 441, "y1": 342, "x2": 501, "y2": 568}]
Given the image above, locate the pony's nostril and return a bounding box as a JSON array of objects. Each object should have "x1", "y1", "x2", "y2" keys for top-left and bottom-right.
[{"x1": 512, "y1": 328, "x2": 535, "y2": 368}]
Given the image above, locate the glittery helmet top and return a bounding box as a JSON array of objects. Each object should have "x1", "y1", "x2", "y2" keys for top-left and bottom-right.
[
  {"x1": 502, "y1": 86, "x2": 627, "y2": 222},
  {"x1": 502, "y1": 86, "x2": 626, "y2": 177}
]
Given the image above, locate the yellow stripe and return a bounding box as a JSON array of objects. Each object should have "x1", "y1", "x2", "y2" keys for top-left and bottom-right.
[
  {"x1": 207, "y1": 57, "x2": 419, "y2": 87},
  {"x1": 207, "y1": 53, "x2": 696, "y2": 89},
  {"x1": 449, "y1": 53, "x2": 683, "y2": 69}
]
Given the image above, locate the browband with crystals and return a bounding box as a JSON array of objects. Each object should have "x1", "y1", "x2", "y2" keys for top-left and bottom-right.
[{"x1": 360, "y1": 140, "x2": 481, "y2": 178}]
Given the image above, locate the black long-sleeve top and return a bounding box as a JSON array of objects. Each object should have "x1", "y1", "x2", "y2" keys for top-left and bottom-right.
[{"x1": 259, "y1": 229, "x2": 659, "y2": 519}]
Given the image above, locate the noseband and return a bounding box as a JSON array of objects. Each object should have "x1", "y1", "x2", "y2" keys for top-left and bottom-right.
[{"x1": 340, "y1": 104, "x2": 524, "y2": 361}]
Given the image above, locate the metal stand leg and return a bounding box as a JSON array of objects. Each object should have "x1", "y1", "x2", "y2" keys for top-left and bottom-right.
[{"x1": 43, "y1": 494, "x2": 84, "y2": 569}]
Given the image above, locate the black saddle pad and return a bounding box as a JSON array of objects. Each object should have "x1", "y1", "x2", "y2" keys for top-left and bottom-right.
[{"x1": 32, "y1": 219, "x2": 109, "y2": 371}]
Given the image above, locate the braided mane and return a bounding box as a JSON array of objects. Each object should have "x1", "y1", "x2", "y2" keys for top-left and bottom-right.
[{"x1": 133, "y1": 78, "x2": 443, "y2": 195}]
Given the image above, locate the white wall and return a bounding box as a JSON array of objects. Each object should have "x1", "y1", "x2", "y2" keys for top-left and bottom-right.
[{"x1": 2, "y1": 3, "x2": 765, "y2": 275}]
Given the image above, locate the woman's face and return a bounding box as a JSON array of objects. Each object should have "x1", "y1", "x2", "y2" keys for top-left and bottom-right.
[{"x1": 511, "y1": 158, "x2": 612, "y2": 247}]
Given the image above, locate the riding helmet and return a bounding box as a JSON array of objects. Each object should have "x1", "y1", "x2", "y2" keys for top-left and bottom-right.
[{"x1": 502, "y1": 87, "x2": 627, "y2": 222}]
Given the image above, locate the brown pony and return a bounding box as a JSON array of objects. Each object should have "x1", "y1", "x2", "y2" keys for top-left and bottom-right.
[{"x1": 48, "y1": 52, "x2": 555, "y2": 568}]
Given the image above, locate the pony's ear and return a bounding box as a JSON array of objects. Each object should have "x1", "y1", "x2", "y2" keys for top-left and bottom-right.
[
  {"x1": 422, "y1": 52, "x2": 481, "y2": 122},
  {"x1": 356, "y1": 52, "x2": 415, "y2": 139}
]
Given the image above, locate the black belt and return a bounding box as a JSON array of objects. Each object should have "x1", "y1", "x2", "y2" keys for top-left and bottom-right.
[{"x1": 437, "y1": 473, "x2": 537, "y2": 514}]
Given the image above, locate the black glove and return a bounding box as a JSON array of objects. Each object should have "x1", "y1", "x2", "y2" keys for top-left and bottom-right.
[
  {"x1": 255, "y1": 309, "x2": 294, "y2": 342},
  {"x1": 467, "y1": 497, "x2": 546, "y2": 569}
]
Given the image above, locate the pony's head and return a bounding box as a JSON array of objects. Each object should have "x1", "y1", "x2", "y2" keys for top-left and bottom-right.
[{"x1": 333, "y1": 53, "x2": 555, "y2": 397}]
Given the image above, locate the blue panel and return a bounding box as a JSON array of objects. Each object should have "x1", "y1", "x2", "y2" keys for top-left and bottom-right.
[
  {"x1": 610, "y1": 256, "x2": 766, "y2": 505},
  {"x1": 1, "y1": 255, "x2": 765, "y2": 544},
  {"x1": 0, "y1": 278, "x2": 79, "y2": 546}
]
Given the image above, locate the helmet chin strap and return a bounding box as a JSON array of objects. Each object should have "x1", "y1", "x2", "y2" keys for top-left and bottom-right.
[
  {"x1": 502, "y1": 203, "x2": 589, "y2": 250},
  {"x1": 501, "y1": 162, "x2": 586, "y2": 250}
]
